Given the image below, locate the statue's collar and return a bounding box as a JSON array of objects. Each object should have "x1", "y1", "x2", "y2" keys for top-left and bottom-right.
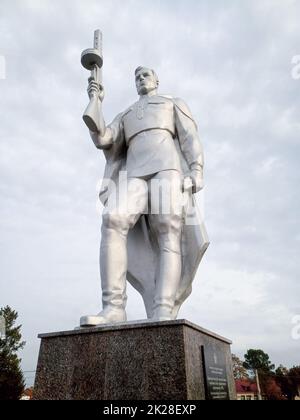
[{"x1": 138, "y1": 91, "x2": 157, "y2": 100}]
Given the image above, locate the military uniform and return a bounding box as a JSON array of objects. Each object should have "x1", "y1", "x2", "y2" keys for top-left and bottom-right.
[
  {"x1": 103, "y1": 94, "x2": 203, "y2": 177},
  {"x1": 81, "y1": 93, "x2": 206, "y2": 325}
]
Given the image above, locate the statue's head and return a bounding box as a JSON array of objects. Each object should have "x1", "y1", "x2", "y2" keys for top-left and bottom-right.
[{"x1": 135, "y1": 66, "x2": 159, "y2": 95}]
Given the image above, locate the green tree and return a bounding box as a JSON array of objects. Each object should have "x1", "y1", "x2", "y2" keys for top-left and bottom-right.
[
  {"x1": 275, "y1": 365, "x2": 294, "y2": 400},
  {"x1": 289, "y1": 366, "x2": 300, "y2": 399},
  {"x1": 243, "y1": 349, "x2": 275, "y2": 373},
  {"x1": 243, "y1": 349, "x2": 280, "y2": 400},
  {"x1": 232, "y1": 354, "x2": 249, "y2": 380},
  {"x1": 0, "y1": 306, "x2": 25, "y2": 400},
  {"x1": 275, "y1": 365, "x2": 289, "y2": 376}
]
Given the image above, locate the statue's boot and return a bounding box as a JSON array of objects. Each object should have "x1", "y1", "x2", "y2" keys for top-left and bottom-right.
[
  {"x1": 151, "y1": 233, "x2": 182, "y2": 321},
  {"x1": 152, "y1": 305, "x2": 176, "y2": 321},
  {"x1": 80, "y1": 223, "x2": 128, "y2": 327},
  {"x1": 80, "y1": 306, "x2": 126, "y2": 327}
]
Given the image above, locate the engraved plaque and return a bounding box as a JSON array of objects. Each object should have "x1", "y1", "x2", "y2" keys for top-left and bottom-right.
[{"x1": 202, "y1": 345, "x2": 229, "y2": 400}]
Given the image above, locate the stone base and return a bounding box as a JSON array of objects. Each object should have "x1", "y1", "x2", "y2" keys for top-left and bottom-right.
[{"x1": 34, "y1": 319, "x2": 236, "y2": 400}]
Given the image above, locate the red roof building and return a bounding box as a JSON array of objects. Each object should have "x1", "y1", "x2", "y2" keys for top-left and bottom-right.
[{"x1": 235, "y1": 380, "x2": 259, "y2": 400}]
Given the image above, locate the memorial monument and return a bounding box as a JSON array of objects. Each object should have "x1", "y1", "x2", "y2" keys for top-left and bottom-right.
[
  {"x1": 34, "y1": 30, "x2": 236, "y2": 400},
  {"x1": 79, "y1": 30, "x2": 209, "y2": 326}
]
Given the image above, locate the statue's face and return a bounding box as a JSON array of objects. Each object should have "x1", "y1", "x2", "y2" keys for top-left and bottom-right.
[{"x1": 135, "y1": 68, "x2": 157, "y2": 95}]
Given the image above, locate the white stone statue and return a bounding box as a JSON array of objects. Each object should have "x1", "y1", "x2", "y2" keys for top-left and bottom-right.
[{"x1": 79, "y1": 31, "x2": 209, "y2": 327}]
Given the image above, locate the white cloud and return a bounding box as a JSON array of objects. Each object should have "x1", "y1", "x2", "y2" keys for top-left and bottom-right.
[{"x1": 0, "y1": 0, "x2": 300, "y2": 384}]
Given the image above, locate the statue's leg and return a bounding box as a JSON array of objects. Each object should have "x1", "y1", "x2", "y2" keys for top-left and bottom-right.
[
  {"x1": 80, "y1": 177, "x2": 148, "y2": 327},
  {"x1": 148, "y1": 170, "x2": 183, "y2": 321}
]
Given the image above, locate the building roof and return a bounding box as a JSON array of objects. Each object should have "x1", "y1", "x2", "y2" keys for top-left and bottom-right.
[
  {"x1": 235, "y1": 380, "x2": 258, "y2": 394},
  {"x1": 22, "y1": 388, "x2": 34, "y2": 399}
]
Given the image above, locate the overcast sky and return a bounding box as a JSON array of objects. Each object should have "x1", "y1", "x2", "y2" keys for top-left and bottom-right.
[{"x1": 0, "y1": 0, "x2": 299, "y2": 387}]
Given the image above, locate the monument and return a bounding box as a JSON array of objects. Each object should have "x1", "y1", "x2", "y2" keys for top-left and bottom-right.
[
  {"x1": 79, "y1": 29, "x2": 209, "y2": 326},
  {"x1": 34, "y1": 30, "x2": 236, "y2": 400}
]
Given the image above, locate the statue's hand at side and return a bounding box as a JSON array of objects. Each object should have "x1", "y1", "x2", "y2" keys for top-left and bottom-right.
[
  {"x1": 189, "y1": 165, "x2": 204, "y2": 194},
  {"x1": 87, "y1": 77, "x2": 105, "y2": 102}
]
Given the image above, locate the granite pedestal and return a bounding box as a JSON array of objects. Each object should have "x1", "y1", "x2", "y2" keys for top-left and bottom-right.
[{"x1": 34, "y1": 319, "x2": 236, "y2": 400}]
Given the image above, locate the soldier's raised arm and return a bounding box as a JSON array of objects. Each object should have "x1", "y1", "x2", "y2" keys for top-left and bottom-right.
[
  {"x1": 86, "y1": 79, "x2": 116, "y2": 150},
  {"x1": 81, "y1": 29, "x2": 117, "y2": 150}
]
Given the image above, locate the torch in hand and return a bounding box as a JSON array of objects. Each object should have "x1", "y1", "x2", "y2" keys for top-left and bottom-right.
[{"x1": 81, "y1": 30, "x2": 104, "y2": 134}]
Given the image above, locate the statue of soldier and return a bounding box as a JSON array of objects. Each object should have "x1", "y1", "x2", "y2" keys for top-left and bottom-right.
[{"x1": 80, "y1": 66, "x2": 208, "y2": 327}]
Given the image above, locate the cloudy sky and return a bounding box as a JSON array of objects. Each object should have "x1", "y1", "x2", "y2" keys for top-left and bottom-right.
[{"x1": 1, "y1": 0, "x2": 299, "y2": 386}]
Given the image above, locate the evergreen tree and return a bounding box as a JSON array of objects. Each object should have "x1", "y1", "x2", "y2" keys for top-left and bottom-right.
[
  {"x1": 243, "y1": 349, "x2": 275, "y2": 373},
  {"x1": 0, "y1": 306, "x2": 25, "y2": 400}
]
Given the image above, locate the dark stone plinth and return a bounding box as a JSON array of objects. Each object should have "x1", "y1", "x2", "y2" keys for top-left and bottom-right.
[{"x1": 34, "y1": 319, "x2": 236, "y2": 400}]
